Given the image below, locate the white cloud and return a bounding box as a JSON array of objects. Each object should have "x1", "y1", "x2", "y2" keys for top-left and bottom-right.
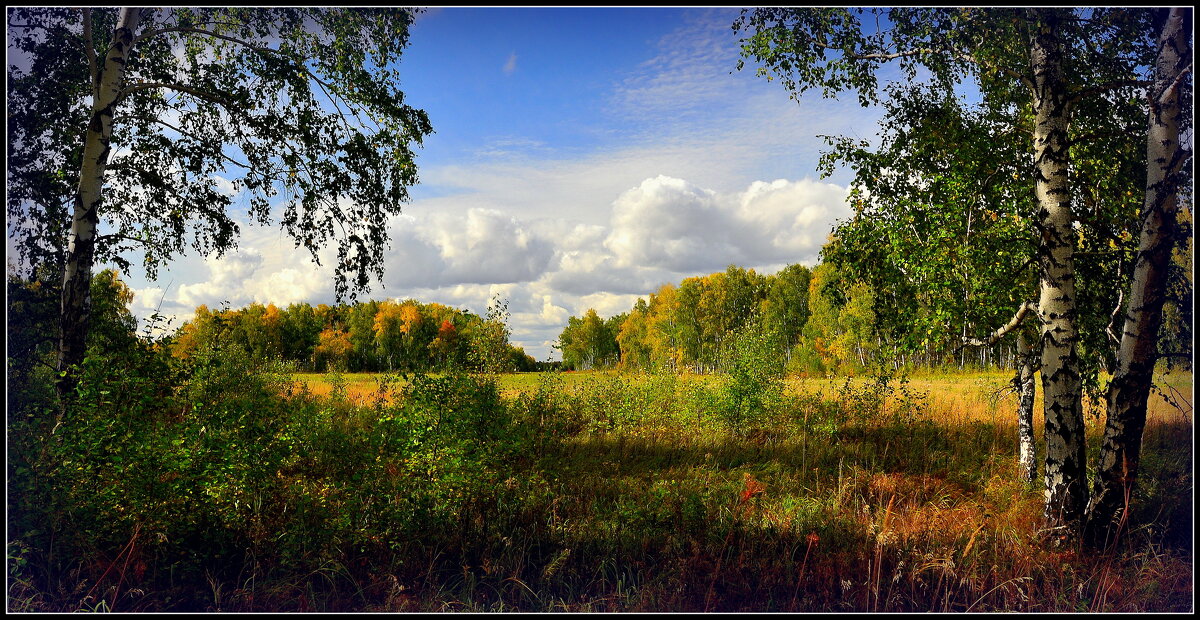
[
  {"x1": 441, "y1": 208, "x2": 555, "y2": 283},
  {"x1": 109, "y1": 8, "x2": 874, "y2": 362},
  {"x1": 256, "y1": 267, "x2": 329, "y2": 307},
  {"x1": 733, "y1": 177, "x2": 851, "y2": 261},
  {"x1": 536, "y1": 294, "x2": 570, "y2": 326},
  {"x1": 605, "y1": 175, "x2": 739, "y2": 271},
  {"x1": 211, "y1": 174, "x2": 238, "y2": 197},
  {"x1": 380, "y1": 208, "x2": 555, "y2": 289},
  {"x1": 380, "y1": 217, "x2": 453, "y2": 288},
  {"x1": 573, "y1": 292, "x2": 643, "y2": 319},
  {"x1": 175, "y1": 249, "x2": 264, "y2": 308},
  {"x1": 601, "y1": 175, "x2": 848, "y2": 275}
]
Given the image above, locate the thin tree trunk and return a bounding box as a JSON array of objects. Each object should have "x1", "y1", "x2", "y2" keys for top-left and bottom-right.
[
  {"x1": 1086, "y1": 7, "x2": 1191, "y2": 547},
  {"x1": 1029, "y1": 9, "x2": 1087, "y2": 533},
  {"x1": 58, "y1": 8, "x2": 143, "y2": 397},
  {"x1": 1016, "y1": 332, "x2": 1039, "y2": 484}
]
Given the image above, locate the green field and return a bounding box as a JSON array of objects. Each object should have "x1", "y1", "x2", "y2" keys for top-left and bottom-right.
[
  {"x1": 272, "y1": 368, "x2": 1193, "y2": 611},
  {"x1": 11, "y1": 362, "x2": 1192, "y2": 612},
  {"x1": 291, "y1": 368, "x2": 1193, "y2": 424}
]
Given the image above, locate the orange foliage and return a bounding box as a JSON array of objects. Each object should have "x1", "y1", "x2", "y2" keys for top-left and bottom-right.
[{"x1": 398, "y1": 302, "x2": 423, "y2": 335}]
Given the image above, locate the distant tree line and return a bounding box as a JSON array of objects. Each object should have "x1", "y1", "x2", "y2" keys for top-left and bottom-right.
[
  {"x1": 558, "y1": 253, "x2": 1192, "y2": 375},
  {"x1": 560, "y1": 264, "x2": 821, "y2": 373},
  {"x1": 170, "y1": 297, "x2": 541, "y2": 373}
]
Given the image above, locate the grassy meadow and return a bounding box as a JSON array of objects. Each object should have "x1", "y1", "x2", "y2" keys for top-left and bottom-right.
[
  {"x1": 9, "y1": 357, "x2": 1192, "y2": 612},
  {"x1": 293, "y1": 366, "x2": 1193, "y2": 427},
  {"x1": 267, "y1": 367, "x2": 1194, "y2": 612}
]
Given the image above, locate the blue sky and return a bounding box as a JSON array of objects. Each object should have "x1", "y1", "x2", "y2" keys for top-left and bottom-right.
[
  {"x1": 402, "y1": 8, "x2": 689, "y2": 164},
  {"x1": 97, "y1": 7, "x2": 888, "y2": 361}
]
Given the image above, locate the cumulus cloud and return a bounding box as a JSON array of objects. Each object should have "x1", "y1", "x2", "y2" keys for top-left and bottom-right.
[
  {"x1": 381, "y1": 208, "x2": 555, "y2": 289},
  {"x1": 380, "y1": 217, "x2": 452, "y2": 289},
  {"x1": 211, "y1": 174, "x2": 238, "y2": 197},
  {"x1": 602, "y1": 175, "x2": 848, "y2": 275},
  {"x1": 535, "y1": 294, "x2": 570, "y2": 326},
  {"x1": 441, "y1": 208, "x2": 555, "y2": 283},
  {"x1": 117, "y1": 169, "x2": 849, "y2": 364},
  {"x1": 544, "y1": 252, "x2": 663, "y2": 296},
  {"x1": 175, "y1": 249, "x2": 264, "y2": 308},
  {"x1": 732, "y1": 177, "x2": 852, "y2": 261},
  {"x1": 605, "y1": 175, "x2": 739, "y2": 272},
  {"x1": 573, "y1": 292, "x2": 645, "y2": 319},
  {"x1": 256, "y1": 267, "x2": 331, "y2": 307}
]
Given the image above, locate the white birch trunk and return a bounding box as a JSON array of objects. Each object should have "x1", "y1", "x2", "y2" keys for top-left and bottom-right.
[
  {"x1": 1029, "y1": 10, "x2": 1088, "y2": 531},
  {"x1": 1086, "y1": 7, "x2": 1191, "y2": 546},
  {"x1": 58, "y1": 8, "x2": 143, "y2": 394},
  {"x1": 1015, "y1": 332, "x2": 1039, "y2": 484}
]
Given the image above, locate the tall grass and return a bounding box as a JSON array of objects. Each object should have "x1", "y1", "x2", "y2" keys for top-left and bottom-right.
[{"x1": 8, "y1": 357, "x2": 1192, "y2": 612}]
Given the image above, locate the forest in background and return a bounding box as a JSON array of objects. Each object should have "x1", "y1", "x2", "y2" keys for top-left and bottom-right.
[
  {"x1": 7, "y1": 6, "x2": 1193, "y2": 613},
  {"x1": 557, "y1": 237, "x2": 1193, "y2": 378},
  {"x1": 168, "y1": 296, "x2": 544, "y2": 374}
]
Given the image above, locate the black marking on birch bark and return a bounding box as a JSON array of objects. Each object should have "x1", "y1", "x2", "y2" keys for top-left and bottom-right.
[{"x1": 1050, "y1": 363, "x2": 1080, "y2": 379}]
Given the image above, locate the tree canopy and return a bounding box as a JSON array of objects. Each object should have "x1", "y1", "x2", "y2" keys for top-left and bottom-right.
[
  {"x1": 7, "y1": 7, "x2": 433, "y2": 385},
  {"x1": 734, "y1": 7, "x2": 1187, "y2": 536},
  {"x1": 8, "y1": 7, "x2": 432, "y2": 289}
]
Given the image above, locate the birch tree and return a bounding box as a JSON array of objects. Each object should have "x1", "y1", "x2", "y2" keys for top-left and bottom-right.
[
  {"x1": 734, "y1": 7, "x2": 1158, "y2": 533},
  {"x1": 7, "y1": 8, "x2": 433, "y2": 395},
  {"x1": 1086, "y1": 7, "x2": 1193, "y2": 546}
]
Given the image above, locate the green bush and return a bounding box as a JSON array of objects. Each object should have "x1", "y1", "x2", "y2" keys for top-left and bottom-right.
[
  {"x1": 711, "y1": 322, "x2": 786, "y2": 435},
  {"x1": 833, "y1": 369, "x2": 928, "y2": 428},
  {"x1": 8, "y1": 312, "x2": 539, "y2": 609}
]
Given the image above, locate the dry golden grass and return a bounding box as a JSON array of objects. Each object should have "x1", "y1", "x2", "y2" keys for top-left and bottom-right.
[
  {"x1": 290, "y1": 372, "x2": 389, "y2": 406},
  {"x1": 292, "y1": 367, "x2": 1192, "y2": 414},
  {"x1": 786, "y1": 369, "x2": 1193, "y2": 428},
  {"x1": 223, "y1": 368, "x2": 1193, "y2": 610}
]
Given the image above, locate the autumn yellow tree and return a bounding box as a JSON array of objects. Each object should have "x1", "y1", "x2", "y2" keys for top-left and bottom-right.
[{"x1": 314, "y1": 327, "x2": 352, "y2": 372}]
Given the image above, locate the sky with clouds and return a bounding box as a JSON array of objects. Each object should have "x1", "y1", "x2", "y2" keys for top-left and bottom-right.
[{"x1": 33, "y1": 7, "x2": 893, "y2": 361}]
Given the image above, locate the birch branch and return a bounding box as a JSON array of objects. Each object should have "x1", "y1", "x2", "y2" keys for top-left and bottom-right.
[
  {"x1": 961, "y1": 301, "x2": 1038, "y2": 348},
  {"x1": 799, "y1": 26, "x2": 1035, "y2": 93},
  {"x1": 1070, "y1": 79, "x2": 1152, "y2": 106},
  {"x1": 1156, "y1": 60, "x2": 1193, "y2": 107},
  {"x1": 119, "y1": 82, "x2": 233, "y2": 107},
  {"x1": 1105, "y1": 289, "x2": 1125, "y2": 347},
  {"x1": 81, "y1": 8, "x2": 98, "y2": 90}
]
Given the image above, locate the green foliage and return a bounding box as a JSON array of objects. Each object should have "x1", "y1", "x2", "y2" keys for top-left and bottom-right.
[
  {"x1": 818, "y1": 86, "x2": 1039, "y2": 366},
  {"x1": 6, "y1": 272, "x2": 61, "y2": 418},
  {"x1": 9, "y1": 334, "x2": 525, "y2": 605},
  {"x1": 7, "y1": 7, "x2": 434, "y2": 299},
  {"x1": 611, "y1": 265, "x2": 811, "y2": 374},
  {"x1": 557, "y1": 308, "x2": 620, "y2": 370},
  {"x1": 711, "y1": 321, "x2": 786, "y2": 434},
  {"x1": 1159, "y1": 211, "x2": 1194, "y2": 371},
  {"x1": 762, "y1": 263, "x2": 812, "y2": 362},
  {"x1": 469, "y1": 296, "x2": 516, "y2": 374}
]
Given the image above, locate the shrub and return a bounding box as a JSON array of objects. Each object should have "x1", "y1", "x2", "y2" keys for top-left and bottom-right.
[{"x1": 711, "y1": 322, "x2": 786, "y2": 435}]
